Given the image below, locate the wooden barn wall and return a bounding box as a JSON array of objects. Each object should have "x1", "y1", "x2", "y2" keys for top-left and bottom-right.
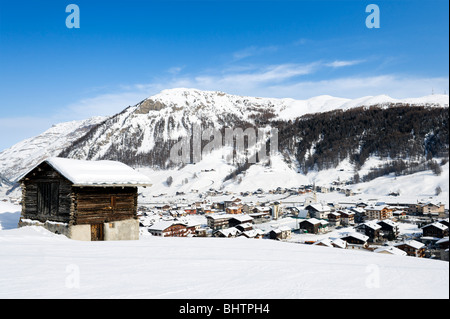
[
  {"x1": 21, "y1": 162, "x2": 72, "y2": 223},
  {"x1": 73, "y1": 186, "x2": 138, "y2": 225}
]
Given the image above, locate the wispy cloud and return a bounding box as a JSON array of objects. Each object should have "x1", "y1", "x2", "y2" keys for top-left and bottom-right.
[
  {"x1": 232, "y1": 45, "x2": 278, "y2": 61},
  {"x1": 325, "y1": 60, "x2": 365, "y2": 68}
]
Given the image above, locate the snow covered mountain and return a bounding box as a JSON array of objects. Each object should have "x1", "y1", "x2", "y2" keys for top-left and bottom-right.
[
  {"x1": 59, "y1": 88, "x2": 449, "y2": 165},
  {"x1": 0, "y1": 116, "x2": 106, "y2": 182},
  {"x1": 0, "y1": 88, "x2": 448, "y2": 199}
]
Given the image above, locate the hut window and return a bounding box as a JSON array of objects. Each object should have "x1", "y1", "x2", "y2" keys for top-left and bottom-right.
[{"x1": 37, "y1": 182, "x2": 59, "y2": 215}]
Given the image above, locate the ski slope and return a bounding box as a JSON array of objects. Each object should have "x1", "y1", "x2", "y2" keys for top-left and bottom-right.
[{"x1": 0, "y1": 225, "x2": 448, "y2": 299}]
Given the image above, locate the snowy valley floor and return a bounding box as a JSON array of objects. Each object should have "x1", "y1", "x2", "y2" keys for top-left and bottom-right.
[{"x1": 0, "y1": 226, "x2": 448, "y2": 299}]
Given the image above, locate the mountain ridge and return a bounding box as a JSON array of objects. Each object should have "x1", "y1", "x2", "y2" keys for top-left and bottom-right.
[{"x1": 0, "y1": 89, "x2": 448, "y2": 196}]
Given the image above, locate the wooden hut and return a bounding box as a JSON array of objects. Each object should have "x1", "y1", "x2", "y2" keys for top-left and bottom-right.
[{"x1": 18, "y1": 157, "x2": 152, "y2": 241}]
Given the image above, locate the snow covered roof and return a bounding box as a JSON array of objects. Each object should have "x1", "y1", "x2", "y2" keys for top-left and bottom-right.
[
  {"x1": 23, "y1": 157, "x2": 152, "y2": 187},
  {"x1": 313, "y1": 238, "x2": 348, "y2": 249},
  {"x1": 350, "y1": 207, "x2": 365, "y2": 214},
  {"x1": 237, "y1": 222, "x2": 253, "y2": 229},
  {"x1": 304, "y1": 218, "x2": 322, "y2": 225},
  {"x1": 216, "y1": 227, "x2": 240, "y2": 237},
  {"x1": 340, "y1": 232, "x2": 369, "y2": 242},
  {"x1": 394, "y1": 240, "x2": 425, "y2": 250},
  {"x1": 241, "y1": 229, "x2": 265, "y2": 238},
  {"x1": 313, "y1": 238, "x2": 333, "y2": 247},
  {"x1": 306, "y1": 204, "x2": 331, "y2": 212},
  {"x1": 230, "y1": 215, "x2": 254, "y2": 222},
  {"x1": 148, "y1": 221, "x2": 186, "y2": 231},
  {"x1": 374, "y1": 246, "x2": 407, "y2": 256},
  {"x1": 331, "y1": 238, "x2": 347, "y2": 249},
  {"x1": 365, "y1": 205, "x2": 388, "y2": 211},
  {"x1": 421, "y1": 222, "x2": 448, "y2": 231},
  {"x1": 436, "y1": 237, "x2": 449, "y2": 245},
  {"x1": 206, "y1": 213, "x2": 233, "y2": 220},
  {"x1": 378, "y1": 219, "x2": 399, "y2": 227},
  {"x1": 363, "y1": 221, "x2": 382, "y2": 230}
]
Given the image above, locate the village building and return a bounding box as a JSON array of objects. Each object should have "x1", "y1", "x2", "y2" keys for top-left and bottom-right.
[
  {"x1": 268, "y1": 227, "x2": 291, "y2": 240},
  {"x1": 394, "y1": 240, "x2": 426, "y2": 257},
  {"x1": 338, "y1": 209, "x2": 355, "y2": 226},
  {"x1": 377, "y1": 219, "x2": 400, "y2": 240},
  {"x1": 206, "y1": 214, "x2": 232, "y2": 231},
  {"x1": 392, "y1": 210, "x2": 408, "y2": 220},
  {"x1": 417, "y1": 202, "x2": 446, "y2": 217},
  {"x1": 248, "y1": 211, "x2": 271, "y2": 224},
  {"x1": 364, "y1": 205, "x2": 393, "y2": 220},
  {"x1": 355, "y1": 221, "x2": 382, "y2": 242},
  {"x1": 18, "y1": 157, "x2": 152, "y2": 241},
  {"x1": 313, "y1": 238, "x2": 347, "y2": 249},
  {"x1": 228, "y1": 215, "x2": 254, "y2": 228},
  {"x1": 350, "y1": 207, "x2": 366, "y2": 223},
  {"x1": 327, "y1": 212, "x2": 341, "y2": 226},
  {"x1": 421, "y1": 222, "x2": 449, "y2": 238},
  {"x1": 235, "y1": 222, "x2": 254, "y2": 232},
  {"x1": 213, "y1": 227, "x2": 240, "y2": 238},
  {"x1": 148, "y1": 221, "x2": 193, "y2": 237},
  {"x1": 239, "y1": 229, "x2": 265, "y2": 239},
  {"x1": 271, "y1": 202, "x2": 282, "y2": 219},
  {"x1": 340, "y1": 232, "x2": 369, "y2": 248},
  {"x1": 225, "y1": 205, "x2": 242, "y2": 214},
  {"x1": 374, "y1": 246, "x2": 407, "y2": 256},
  {"x1": 305, "y1": 204, "x2": 331, "y2": 219},
  {"x1": 299, "y1": 218, "x2": 329, "y2": 234},
  {"x1": 436, "y1": 237, "x2": 449, "y2": 261},
  {"x1": 253, "y1": 206, "x2": 271, "y2": 215}
]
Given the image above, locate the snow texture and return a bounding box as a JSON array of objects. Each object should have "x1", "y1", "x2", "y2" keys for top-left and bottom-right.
[{"x1": 0, "y1": 224, "x2": 447, "y2": 299}]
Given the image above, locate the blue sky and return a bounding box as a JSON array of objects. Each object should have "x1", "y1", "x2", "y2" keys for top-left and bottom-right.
[{"x1": 0, "y1": 0, "x2": 449, "y2": 151}]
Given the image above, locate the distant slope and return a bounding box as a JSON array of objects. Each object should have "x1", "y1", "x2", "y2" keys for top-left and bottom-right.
[{"x1": 0, "y1": 116, "x2": 106, "y2": 182}]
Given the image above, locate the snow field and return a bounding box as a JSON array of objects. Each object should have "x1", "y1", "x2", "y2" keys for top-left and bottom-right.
[{"x1": 0, "y1": 226, "x2": 448, "y2": 299}]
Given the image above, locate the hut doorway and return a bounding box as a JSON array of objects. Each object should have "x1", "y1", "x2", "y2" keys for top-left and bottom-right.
[{"x1": 91, "y1": 223, "x2": 104, "y2": 241}]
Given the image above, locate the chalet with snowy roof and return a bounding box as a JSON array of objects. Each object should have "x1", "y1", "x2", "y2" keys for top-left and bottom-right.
[
  {"x1": 392, "y1": 209, "x2": 407, "y2": 220},
  {"x1": 313, "y1": 238, "x2": 347, "y2": 249},
  {"x1": 228, "y1": 215, "x2": 254, "y2": 228},
  {"x1": 269, "y1": 226, "x2": 291, "y2": 240},
  {"x1": 148, "y1": 221, "x2": 193, "y2": 237},
  {"x1": 340, "y1": 232, "x2": 369, "y2": 248},
  {"x1": 305, "y1": 204, "x2": 331, "y2": 219},
  {"x1": 377, "y1": 219, "x2": 400, "y2": 240},
  {"x1": 327, "y1": 212, "x2": 341, "y2": 226},
  {"x1": 235, "y1": 222, "x2": 254, "y2": 232},
  {"x1": 355, "y1": 221, "x2": 382, "y2": 242},
  {"x1": 350, "y1": 207, "x2": 366, "y2": 223},
  {"x1": 418, "y1": 201, "x2": 445, "y2": 217},
  {"x1": 364, "y1": 205, "x2": 393, "y2": 220},
  {"x1": 18, "y1": 157, "x2": 152, "y2": 241},
  {"x1": 394, "y1": 240, "x2": 426, "y2": 258},
  {"x1": 239, "y1": 229, "x2": 265, "y2": 239},
  {"x1": 338, "y1": 209, "x2": 355, "y2": 226},
  {"x1": 374, "y1": 246, "x2": 407, "y2": 256},
  {"x1": 213, "y1": 227, "x2": 241, "y2": 238},
  {"x1": 299, "y1": 218, "x2": 329, "y2": 234},
  {"x1": 421, "y1": 222, "x2": 449, "y2": 238},
  {"x1": 206, "y1": 214, "x2": 232, "y2": 231},
  {"x1": 249, "y1": 211, "x2": 271, "y2": 224}
]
